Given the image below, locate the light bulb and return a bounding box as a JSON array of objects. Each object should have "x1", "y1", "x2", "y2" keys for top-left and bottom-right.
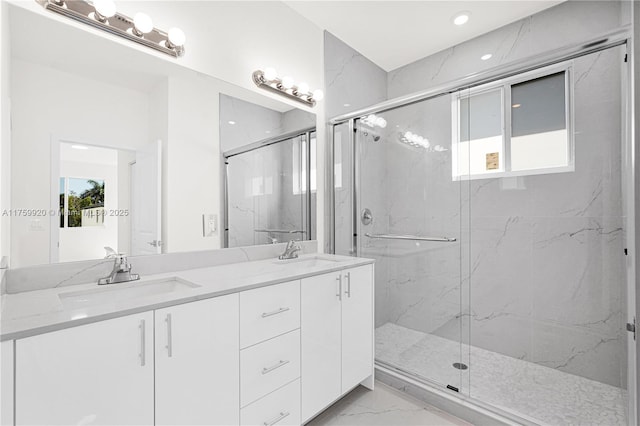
[
  {"x1": 264, "y1": 67, "x2": 277, "y2": 81},
  {"x1": 281, "y1": 76, "x2": 294, "y2": 89},
  {"x1": 167, "y1": 27, "x2": 186, "y2": 47},
  {"x1": 453, "y1": 12, "x2": 470, "y2": 26},
  {"x1": 133, "y1": 12, "x2": 154, "y2": 35},
  {"x1": 481, "y1": 53, "x2": 492, "y2": 61},
  {"x1": 93, "y1": 0, "x2": 116, "y2": 19},
  {"x1": 297, "y1": 82, "x2": 310, "y2": 94},
  {"x1": 312, "y1": 89, "x2": 324, "y2": 101}
]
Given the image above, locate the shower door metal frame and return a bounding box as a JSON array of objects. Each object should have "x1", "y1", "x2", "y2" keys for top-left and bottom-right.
[
  {"x1": 325, "y1": 26, "x2": 636, "y2": 425},
  {"x1": 222, "y1": 127, "x2": 315, "y2": 248}
]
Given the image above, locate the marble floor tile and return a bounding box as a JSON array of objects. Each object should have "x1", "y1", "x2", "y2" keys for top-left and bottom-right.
[
  {"x1": 376, "y1": 323, "x2": 628, "y2": 426},
  {"x1": 307, "y1": 381, "x2": 470, "y2": 426}
]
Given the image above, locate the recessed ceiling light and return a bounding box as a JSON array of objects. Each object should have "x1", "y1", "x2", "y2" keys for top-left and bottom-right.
[
  {"x1": 265, "y1": 130, "x2": 271, "y2": 134},
  {"x1": 71, "y1": 144, "x2": 89, "y2": 150},
  {"x1": 512, "y1": 104, "x2": 521, "y2": 108},
  {"x1": 452, "y1": 12, "x2": 470, "y2": 26},
  {"x1": 481, "y1": 54, "x2": 492, "y2": 61},
  {"x1": 228, "y1": 120, "x2": 236, "y2": 125},
  {"x1": 343, "y1": 103, "x2": 351, "y2": 107}
]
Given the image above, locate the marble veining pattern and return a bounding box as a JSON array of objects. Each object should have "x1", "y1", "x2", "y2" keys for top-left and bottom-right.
[
  {"x1": 307, "y1": 381, "x2": 470, "y2": 426},
  {"x1": 377, "y1": 323, "x2": 628, "y2": 426}
]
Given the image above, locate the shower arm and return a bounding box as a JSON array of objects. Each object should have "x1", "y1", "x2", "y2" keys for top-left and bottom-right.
[{"x1": 364, "y1": 233, "x2": 456, "y2": 243}]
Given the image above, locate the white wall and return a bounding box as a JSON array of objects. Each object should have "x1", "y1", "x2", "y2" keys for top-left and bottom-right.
[
  {"x1": 165, "y1": 75, "x2": 221, "y2": 252},
  {"x1": 0, "y1": 1, "x2": 11, "y2": 267},
  {"x1": 7, "y1": 0, "x2": 324, "y2": 114},
  {"x1": 10, "y1": 58, "x2": 149, "y2": 267}
]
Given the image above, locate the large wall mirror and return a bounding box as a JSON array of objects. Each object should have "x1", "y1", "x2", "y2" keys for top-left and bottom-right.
[{"x1": 6, "y1": 4, "x2": 317, "y2": 268}]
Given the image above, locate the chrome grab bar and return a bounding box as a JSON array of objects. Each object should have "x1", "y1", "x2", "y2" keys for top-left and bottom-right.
[
  {"x1": 365, "y1": 233, "x2": 456, "y2": 242},
  {"x1": 254, "y1": 228, "x2": 306, "y2": 234}
]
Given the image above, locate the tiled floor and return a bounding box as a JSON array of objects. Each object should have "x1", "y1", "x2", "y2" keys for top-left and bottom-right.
[
  {"x1": 307, "y1": 381, "x2": 471, "y2": 426},
  {"x1": 376, "y1": 322, "x2": 628, "y2": 426}
]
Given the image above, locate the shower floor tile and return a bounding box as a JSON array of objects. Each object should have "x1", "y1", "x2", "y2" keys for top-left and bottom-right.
[{"x1": 376, "y1": 323, "x2": 628, "y2": 426}]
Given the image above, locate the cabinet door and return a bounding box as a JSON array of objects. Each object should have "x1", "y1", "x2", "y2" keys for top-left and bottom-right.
[
  {"x1": 155, "y1": 294, "x2": 239, "y2": 426},
  {"x1": 301, "y1": 272, "x2": 342, "y2": 422},
  {"x1": 16, "y1": 312, "x2": 154, "y2": 426},
  {"x1": 341, "y1": 265, "x2": 374, "y2": 393},
  {"x1": 1, "y1": 340, "x2": 13, "y2": 426}
]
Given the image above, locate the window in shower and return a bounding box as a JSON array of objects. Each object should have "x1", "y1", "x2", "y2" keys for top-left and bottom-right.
[{"x1": 452, "y1": 63, "x2": 573, "y2": 180}]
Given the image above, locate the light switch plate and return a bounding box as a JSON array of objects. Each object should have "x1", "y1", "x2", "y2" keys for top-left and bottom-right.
[{"x1": 203, "y1": 214, "x2": 217, "y2": 237}]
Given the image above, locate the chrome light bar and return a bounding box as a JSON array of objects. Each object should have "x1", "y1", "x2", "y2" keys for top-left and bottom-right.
[{"x1": 36, "y1": 0, "x2": 185, "y2": 58}]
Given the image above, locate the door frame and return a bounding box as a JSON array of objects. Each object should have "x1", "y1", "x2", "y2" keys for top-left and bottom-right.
[
  {"x1": 221, "y1": 127, "x2": 316, "y2": 248},
  {"x1": 49, "y1": 135, "x2": 136, "y2": 263}
]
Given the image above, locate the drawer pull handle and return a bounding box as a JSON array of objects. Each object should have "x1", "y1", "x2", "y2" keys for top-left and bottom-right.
[
  {"x1": 263, "y1": 411, "x2": 290, "y2": 426},
  {"x1": 261, "y1": 307, "x2": 290, "y2": 318},
  {"x1": 262, "y1": 360, "x2": 290, "y2": 375}
]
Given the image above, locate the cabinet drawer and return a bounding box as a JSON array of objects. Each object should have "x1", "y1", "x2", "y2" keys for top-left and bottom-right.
[
  {"x1": 240, "y1": 281, "x2": 300, "y2": 348},
  {"x1": 240, "y1": 379, "x2": 300, "y2": 426},
  {"x1": 240, "y1": 329, "x2": 300, "y2": 407}
]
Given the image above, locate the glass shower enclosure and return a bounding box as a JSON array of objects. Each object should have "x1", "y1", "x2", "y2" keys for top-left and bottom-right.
[
  {"x1": 331, "y1": 44, "x2": 633, "y2": 425},
  {"x1": 224, "y1": 129, "x2": 316, "y2": 247}
]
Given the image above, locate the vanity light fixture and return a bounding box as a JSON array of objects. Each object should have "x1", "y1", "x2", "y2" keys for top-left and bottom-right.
[
  {"x1": 36, "y1": 0, "x2": 186, "y2": 58},
  {"x1": 252, "y1": 69, "x2": 323, "y2": 107}
]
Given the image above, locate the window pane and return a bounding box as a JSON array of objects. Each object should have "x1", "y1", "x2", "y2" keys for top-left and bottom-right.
[
  {"x1": 457, "y1": 88, "x2": 503, "y2": 176},
  {"x1": 67, "y1": 178, "x2": 105, "y2": 227},
  {"x1": 511, "y1": 72, "x2": 568, "y2": 171}
]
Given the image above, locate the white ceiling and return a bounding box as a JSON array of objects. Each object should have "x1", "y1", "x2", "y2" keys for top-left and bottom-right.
[{"x1": 285, "y1": 1, "x2": 564, "y2": 71}]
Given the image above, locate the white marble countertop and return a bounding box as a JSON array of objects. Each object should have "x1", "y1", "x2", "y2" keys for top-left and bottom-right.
[{"x1": 1, "y1": 254, "x2": 373, "y2": 341}]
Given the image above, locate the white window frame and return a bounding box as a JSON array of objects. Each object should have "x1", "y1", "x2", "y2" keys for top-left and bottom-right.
[{"x1": 451, "y1": 60, "x2": 575, "y2": 181}]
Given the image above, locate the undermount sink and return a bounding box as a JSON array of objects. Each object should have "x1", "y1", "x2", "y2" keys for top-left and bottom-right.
[
  {"x1": 58, "y1": 278, "x2": 200, "y2": 309},
  {"x1": 273, "y1": 255, "x2": 342, "y2": 268}
]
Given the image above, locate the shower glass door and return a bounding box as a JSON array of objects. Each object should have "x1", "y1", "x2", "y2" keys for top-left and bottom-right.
[
  {"x1": 226, "y1": 132, "x2": 313, "y2": 247},
  {"x1": 352, "y1": 93, "x2": 471, "y2": 394}
]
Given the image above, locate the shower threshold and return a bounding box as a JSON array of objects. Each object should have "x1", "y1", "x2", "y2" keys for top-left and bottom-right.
[{"x1": 375, "y1": 323, "x2": 627, "y2": 426}]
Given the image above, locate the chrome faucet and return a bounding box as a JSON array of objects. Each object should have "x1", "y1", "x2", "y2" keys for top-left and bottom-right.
[
  {"x1": 98, "y1": 254, "x2": 140, "y2": 285},
  {"x1": 278, "y1": 240, "x2": 301, "y2": 260}
]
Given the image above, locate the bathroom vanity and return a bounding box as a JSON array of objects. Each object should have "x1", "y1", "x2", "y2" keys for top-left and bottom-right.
[{"x1": 0, "y1": 250, "x2": 374, "y2": 426}]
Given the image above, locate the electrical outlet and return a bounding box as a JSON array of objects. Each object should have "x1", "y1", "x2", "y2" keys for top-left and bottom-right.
[{"x1": 203, "y1": 214, "x2": 217, "y2": 237}]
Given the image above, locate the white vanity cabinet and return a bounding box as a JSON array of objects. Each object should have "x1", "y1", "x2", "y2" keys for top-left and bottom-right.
[
  {"x1": 5, "y1": 258, "x2": 374, "y2": 426},
  {"x1": 15, "y1": 312, "x2": 155, "y2": 426},
  {"x1": 301, "y1": 264, "x2": 374, "y2": 422},
  {"x1": 155, "y1": 294, "x2": 239, "y2": 426}
]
